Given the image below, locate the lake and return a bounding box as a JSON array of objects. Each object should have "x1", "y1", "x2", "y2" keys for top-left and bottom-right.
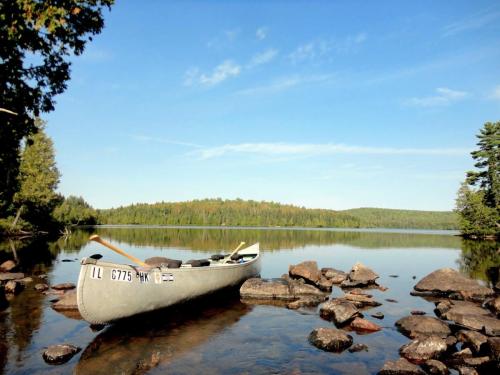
[{"x1": 0, "y1": 227, "x2": 498, "y2": 374}]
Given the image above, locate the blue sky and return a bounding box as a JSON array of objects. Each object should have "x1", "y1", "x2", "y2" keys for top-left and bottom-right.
[{"x1": 46, "y1": 0, "x2": 500, "y2": 211}]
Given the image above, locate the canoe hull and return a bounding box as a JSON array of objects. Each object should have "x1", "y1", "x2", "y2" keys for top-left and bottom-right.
[{"x1": 77, "y1": 245, "x2": 261, "y2": 324}]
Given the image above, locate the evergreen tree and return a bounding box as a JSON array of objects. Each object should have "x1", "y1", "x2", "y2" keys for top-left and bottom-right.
[
  {"x1": 12, "y1": 122, "x2": 61, "y2": 230},
  {"x1": 456, "y1": 121, "x2": 500, "y2": 238}
]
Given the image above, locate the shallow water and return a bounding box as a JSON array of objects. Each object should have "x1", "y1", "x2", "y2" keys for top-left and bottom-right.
[{"x1": 0, "y1": 227, "x2": 497, "y2": 374}]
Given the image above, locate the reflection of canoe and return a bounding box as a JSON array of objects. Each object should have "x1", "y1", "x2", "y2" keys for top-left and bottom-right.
[
  {"x1": 77, "y1": 243, "x2": 260, "y2": 323},
  {"x1": 75, "y1": 295, "x2": 252, "y2": 374}
]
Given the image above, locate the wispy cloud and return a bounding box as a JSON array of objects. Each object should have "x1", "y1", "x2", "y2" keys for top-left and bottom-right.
[
  {"x1": 206, "y1": 28, "x2": 240, "y2": 48},
  {"x1": 403, "y1": 87, "x2": 468, "y2": 107},
  {"x1": 256, "y1": 26, "x2": 268, "y2": 40},
  {"x1": 442, "y1": 9, "x2": 500, "y2": 37},
  {"x1": 195, "y1": 142, "x2": 469, "y2": 160},
  {"x1": 489, "y1": 85, "x2": 500, "y2": 101},
  {"x1": 247, "y1": 48, "x2": 278, "y2": 68},
  {"x1": 289, "y1": 33, "x2": 367, "y2": 64},
  {"x1": 237, "y1": 73, "x2": 335, "y2": 95},
  {"x1": 184, "y1": 60, "x2": 241, "y2": 87}
]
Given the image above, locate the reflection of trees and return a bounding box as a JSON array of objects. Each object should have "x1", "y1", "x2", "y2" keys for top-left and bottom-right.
[
  {"x1": 49, "y1": 227, "x2": 93, "y2": 254},
  {"x1": 458, "y1": 239, "x2": 500, "y2": 285},
  {"x1": 83, "y1": 227, "x2": 461, "y2": 251}
]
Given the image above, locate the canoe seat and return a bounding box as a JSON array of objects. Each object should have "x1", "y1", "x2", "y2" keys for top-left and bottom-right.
[
  {"x1": 185, "y1": 259, "x2": 210, "y2": 267},
  {"x1": 144, "y1": 257, "x2": 182, "y2": 268},
  {"x1": 210, "y1": 254, "x2": 225, "y2": 261}
]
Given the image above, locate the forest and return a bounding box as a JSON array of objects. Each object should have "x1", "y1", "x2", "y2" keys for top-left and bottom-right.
[{"x1": 97, "y1": 199, "x2": 458, "y2": 230}]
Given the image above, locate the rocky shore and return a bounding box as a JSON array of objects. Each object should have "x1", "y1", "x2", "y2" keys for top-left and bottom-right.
[{"x1": 240, "y1": 261, "x2": 500, "y2": 374}]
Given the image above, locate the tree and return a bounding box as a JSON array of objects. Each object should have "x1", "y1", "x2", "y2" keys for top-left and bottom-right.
[
  {"x1": 0, "y1": 0, "x2": 114, "y2": 217},
  {"x1": 53, "y1": 195, "x2": 97, "y2": 226},
  {"x1": 456, "y1": 122, "x2": 500, "y2": 238},
  {"x1": 12, "y1": 122, "x2": 61, "y2": 230},
  {"x1": 466, "y1": 122, "x2": 500, "y2": 209}
]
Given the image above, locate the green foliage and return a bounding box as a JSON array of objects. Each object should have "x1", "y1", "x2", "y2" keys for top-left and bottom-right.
[
  {"x1": 456, "y1": 122, "x2": 500, "y2": 238},
  {"x1": 0, "y1": 0, "x2": 114, "y2": 216},
  {"x1": 13, "y1": 123, "x2": 61, "y2": 230},
  {"x1": 97, "y1": 198, "x2": 457, "y2": 230},
  {"x1": 343, "y1": 207, "x2": 458, "y2": 230},
  {"x1": 98, "y1": 198, "x2": 361, "y2": 228},
  {"x1": 53, "y1": 195, "x2": 97, "y2": 226}
]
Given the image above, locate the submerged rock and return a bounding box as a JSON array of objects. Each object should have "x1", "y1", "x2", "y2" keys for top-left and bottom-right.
[
  {"x1": 395, "y1": 316, "x2": 451, "y2": 339},
  {"x1": 52, "y1": 283, "x2": 76, "y2": 291},
  {"x1": 349, "y1": 317, "x2": 381, "y2": 332},
  {"x1": 308, "y1": 328, "x2": 353, "y2": 352},
  {"x1": 372, "y1": 312, "x2": 385, "y2": 320},
  {"x1": 349, "y1": 343, "x2": 369, "y2": 353},
  {"x1": 400, "y1": 335, "x2": 447, "y2": 363},
  {"x1": 414, "y1": 268, "x2": 494, "y2": 301},
  {"x1": 289, "y1": 261, "x2": 321, "y2": 284},
  {"x1": 42, "y1": 344, "x2": 80, "y2": 364},
  {"x1": 378, "y1": 358, "x2": 425, "y2": 375},
  {"x1": 320, "y1": 300, "x2": 360, "y2": 325}
]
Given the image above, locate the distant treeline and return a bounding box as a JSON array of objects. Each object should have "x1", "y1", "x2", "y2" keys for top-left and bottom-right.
[{"x1": 96, "y1": 199, "x2": 458, "y2": 230}]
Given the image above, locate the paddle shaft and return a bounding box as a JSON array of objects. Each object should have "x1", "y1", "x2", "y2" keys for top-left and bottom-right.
[
  {"x1": 224, "y1": 241, "x2": 246, "y2": 263},
  {"x1": 89, "y1": 235, "x2": 147, "y2": 267}
]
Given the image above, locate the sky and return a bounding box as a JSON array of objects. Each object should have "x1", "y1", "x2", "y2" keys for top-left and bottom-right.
[{"x1": 45, "y1": 0, "x2": 500, "y2": 211}]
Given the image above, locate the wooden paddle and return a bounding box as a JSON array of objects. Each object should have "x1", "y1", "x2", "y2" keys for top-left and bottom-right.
[
  {"x1": 224, "y1": 241, "x2": 246, "y2": 263},
  {"x1": 89, "y1": 234, "x2": 148, "y2": 267}
]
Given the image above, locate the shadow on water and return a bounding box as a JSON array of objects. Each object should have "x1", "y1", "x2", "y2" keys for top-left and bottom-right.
[{"x1": 75, "y1": 290, "x2": 252, "y2": 375}]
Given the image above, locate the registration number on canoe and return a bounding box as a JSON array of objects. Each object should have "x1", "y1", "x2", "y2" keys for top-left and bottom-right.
[{"x1": 110, "y1": 269, "x2": 132, "y2": 282}]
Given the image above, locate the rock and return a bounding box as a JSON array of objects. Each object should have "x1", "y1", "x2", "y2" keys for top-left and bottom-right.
[
  {"x1": 0, "y1": 272, "x2": 24, "y2": 281},
  {"x1": 51, "y1": 283, "x2": 76, "y2": 291},
  {"x1": 61, "y1": 259, "x2": 75, "y2": 262},
  {"x1": 452, "y1": 348, "x2": 473, "y2": 359},
  {"x1": 289, "y1": 261, "x2": 321, "y2": 284},
  {"x1": 445, "y1": 336, "x2": 458, "y2": 348},
  {"x1": 287, "y1": 296, "x2": 325, "y2": 309},
  {"x1": 438, "y1": 301, "x2": 500, "y2": 335},
  {"x1": 321, "y1": 268, "x2": 347, "y2": 284},
  {"x1": 320, "y1": 300, "x2": 360, "y2": 325},
  {"x1": 457, "y1": 330, "x2": 488, "y2": 353},
  {"x1": 378, "y1": 286, "x2": 389, "y2": 291},
  {"x1": 378, "y1": 358, "x2": 425, "y2": 374},
  {"x1": 386, "y1": 298, "x2": 398, "y2": 303},
  {"x1": 289, "y1": 280, "x2": 326, "y2": 298},
  {"x1": 487, "y1": 336, "x2": 500, "y2": 361},
  {"x1": 343, "y1": 293, "x2": 382, "y2": 307},
  {"x1": 52, "y1": 290, "x2": 77, "y2": 311},
  {"x1": 35, "y1": 283, "x2": 49, "y2": 292},
  {"x1": 348, "y1": 288, "x2": 372, "y2": 296},
  {"x1": 42, "y1": 344, "x2": 80, "y2": 364},
  {"x1": 389, "y1": 275, "x2": 399, "y2": 278},
  {"x1": 308, "y1": 328, "x2": 353, "y2": 352},
  {"x1": 18, "y1": 277, "x2": 33, "y2": 284},
  {"x1": 486, "y1": 297, "x2": 500, "y2": 317},
  {"x1": 400, "y1": 336, "x2": 447, "y2": 363},
  {"x1": 411, "y1": 310, "x2": 426, "y2": 316},
  {"x1": 395, "y1": 316, "x2": 451, "y2": 339},
  {"x1": 0, "y1": 260, "x2": 16, "y2": 272},
  {"x1": 240, "y1": 278, "x2": 295, "y2": 300},
  {"x1": 422, "y1": 359, "x2": 449, "y2": 375},
  {"x1": 349, "y1": 317, "x2": 381, "y2": 332},
  {"x1": 414, "y1": 268, "x2": 494, "y2": 301},
  {"x1": 316, "y1": 277, "x2": 334, "y2": 292},
  {"x1": 457, "y1": 367, "x2": 478, "y2": 375},
  {"x1": 348, "y1": 343, "x2": 369, "y2": 353},
  {"x1": 372, "y1": 312, "x2": 385, "y2": 319},
  {"x1": 345, "y1": 262, "x2": 379, "y2": 287},
  {"x1": 4, "y1": 280, "x2": 23, "y2": 294}
]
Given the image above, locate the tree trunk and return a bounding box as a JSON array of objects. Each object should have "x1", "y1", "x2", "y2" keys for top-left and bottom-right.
[{"x1": 10, "y1": 206, "x2": 23, "y2": 230}]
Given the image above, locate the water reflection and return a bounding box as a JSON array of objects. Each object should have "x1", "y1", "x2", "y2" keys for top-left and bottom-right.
[
  {"x1": 75, "y1": 292, "x2": 251, "y2": 375},
  {"x1": 458, "y1": 239, "x2": 500, "y2": 285}
]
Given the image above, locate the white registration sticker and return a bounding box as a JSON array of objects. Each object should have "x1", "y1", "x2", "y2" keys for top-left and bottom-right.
[
  {"x1": 90, "y1": 266, "x2": 103, "y2": 280},
  {"x1": 110, "y1": 269, "x2": 132, "y2": 282}
]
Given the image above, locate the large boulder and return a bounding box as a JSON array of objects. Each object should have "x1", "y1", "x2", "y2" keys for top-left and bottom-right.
[
  {"x1": 414, "y1": 269, "x2": 494, "y2": 300},
  {"x1": 378, "y1": 358, "x2": 425, "y2": 375},
  {"x1": 308, "y1": 328, "x2": 353, "y2": 352},
  {"x1": 289, "y1": 261, "x2": 321, "y2": 284},
  {"x1": 457, "y1": 330, "x2": 488, "y2": 353},
  {"x1": 342, "y1": 262, "x2": 379, "y2": 287},
  {"x1": 396, "y1": 316, "x2": 451, "y2": 339},
  {"x1": 400, "y1": 336, "x2": 447, "y2": 363},
  {"x1": 42, "y1": 344, "x2": 80, "y2": 364},
  {"x1": 320, "y1": 300, "x2": 360, "y2": 325}
]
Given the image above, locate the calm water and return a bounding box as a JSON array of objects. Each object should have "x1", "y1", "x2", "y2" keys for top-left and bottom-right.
[{"x1": 0, "y1": 227, "x2": 498, "y2": 374}]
